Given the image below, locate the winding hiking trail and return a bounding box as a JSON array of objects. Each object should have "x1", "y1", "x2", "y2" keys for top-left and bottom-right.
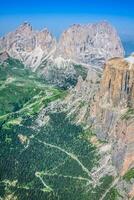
[
  {"x1": 35, "y1": 172, "x2": 53, "y2": 192},
  {"x1": 35, "y1": 138, "x2": 96, "y2": 183},
  {"x1": 42, "y1": 173, "x2": 89, "y2": 182}
]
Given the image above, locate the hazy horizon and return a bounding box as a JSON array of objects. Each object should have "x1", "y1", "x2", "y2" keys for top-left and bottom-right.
[{"x1": 0, "y1": 0, "x2": 134, "y2": 55}]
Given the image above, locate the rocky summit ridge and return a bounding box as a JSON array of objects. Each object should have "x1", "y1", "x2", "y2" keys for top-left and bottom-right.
[
  {"x1": 0, "y1": 21, "x2": 124, "y2": 68},
  {"x1": 56, "y1": 22, "x2": 124, "y2": 66},
  {"x1": 0, "y1": 21, "x2": 124, "y2": 87},
  {"x1": 0, "y1": 22, "x2": 56, "y2": 70}
]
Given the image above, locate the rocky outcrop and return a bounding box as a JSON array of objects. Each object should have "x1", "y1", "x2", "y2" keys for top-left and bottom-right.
[
  {"x1": 65, "y1": 53, "x2": 134, "y2": 198},
  {"x1": 90, "y1": 53, "x2": 134, "y2": 177},
  {"x1": 37, "y1": 57, "x2": 79, "y2": 88},
  {"x1": 113, "y1": 118, "x2": 134, "y2": 176},
  {"x1": 99, "y1": 55, "x2": 134, "y2": 108},
  {"x1": 65, "y1": 67, "x2": 101, "y2": 124},
  {"x1": 66, "y1": 53, "x2": 134, "y2": 199},
  {"x1": 56, "y1": 22, "x2": 124, "y2": 67}
]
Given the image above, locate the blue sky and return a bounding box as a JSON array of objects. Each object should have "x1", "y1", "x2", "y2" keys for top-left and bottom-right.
[{"x1": 0, "y1": 0, "x2": 134, "y2": 42}]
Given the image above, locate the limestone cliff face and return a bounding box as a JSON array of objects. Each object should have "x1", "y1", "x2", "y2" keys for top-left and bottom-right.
[
  {"x1": 113, "y1": 118, "x2": 134, "y2": 175},
  {"x1": 91, "y1": 54, "x2": 134, "y2": 177},
  {"x1": 99, "y1": 56, "x2": 134, "y2": 108},
  {"x1": 56, "y1": 22, "x2": 124, "y2": 67}
]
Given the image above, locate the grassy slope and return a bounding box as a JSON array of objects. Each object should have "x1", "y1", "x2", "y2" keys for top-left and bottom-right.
[{"x1": 0, "y1": 58, "x2": 66, "y2": 128}]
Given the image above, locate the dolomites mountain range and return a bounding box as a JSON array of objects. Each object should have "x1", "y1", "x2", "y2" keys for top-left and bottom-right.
[
  {"x1": 0, "y1": 22, "x2": 124, "y2": 68},
  {"x1": 0, "y1": 22, "x2": 124, "y2": 88},
  {"x1": 1, "y1": 20, "x2": 134, "y2": 199}
]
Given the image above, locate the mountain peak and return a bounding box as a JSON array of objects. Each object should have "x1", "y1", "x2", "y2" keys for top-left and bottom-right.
[
  {"x1": 57, "y1": 21, "x2": 124, "y2": 65},
  {"x1": 21, "y1": 21, "x2": 32, "y2": 28},
  {"x1": 41, "y1": 27, "x2": 49, "y2": 31},
  {"x1": 97, "y1": 20, "x2": 112, "y2": 26},
  {"x1": 0, "y1": 21, "x2": 124, "y2": 72},
  {"x1": 16, "y1": 22, "x2": 32, "y2": 33}
]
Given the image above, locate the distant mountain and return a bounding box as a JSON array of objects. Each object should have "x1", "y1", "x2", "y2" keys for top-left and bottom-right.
[
  {"x1": 0, "y1": 21, "x2": 124, "y2": 88},
  {"x1": 0, "y1": 22, "x2": 56, "y2": 70},
  {"x1": 56, "y1": 22, "x2": 124, "y2": 65}
]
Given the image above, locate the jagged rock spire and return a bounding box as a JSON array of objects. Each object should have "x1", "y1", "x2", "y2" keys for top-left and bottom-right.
[{"x1": 16, "y1": 22, "x2": 33, "y2": 33}]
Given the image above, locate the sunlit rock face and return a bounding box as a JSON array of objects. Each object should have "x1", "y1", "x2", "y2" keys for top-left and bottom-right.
[
  {"x1": 113, "y1": 118, "x2": 134, "y2": 176},
  {"x1": 90, "y1": 54, "x2": 134, "y2": 178},
  {"x1": 56, "y1": 22, "x2": 124, "y2": 67},
  {"x1": 99, "y1": 54, "x2": 134, "y2": 108}
]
